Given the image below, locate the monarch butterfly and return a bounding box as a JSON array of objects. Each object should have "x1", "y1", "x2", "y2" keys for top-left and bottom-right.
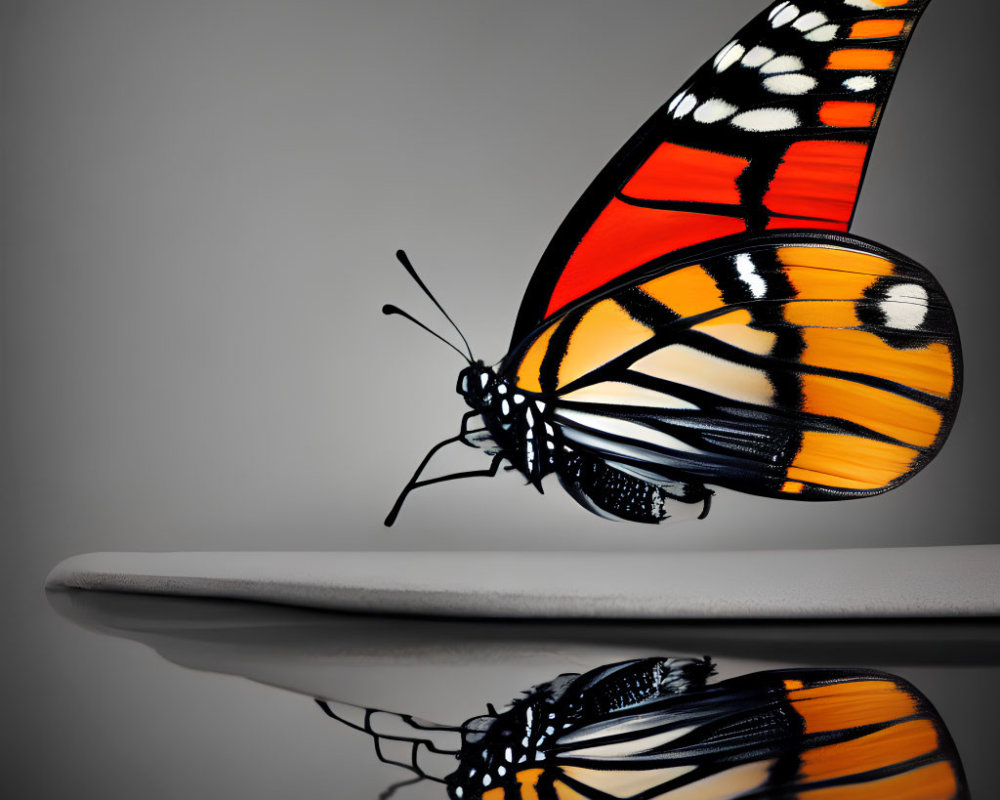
[
  {"x1": 384, "y1": 0, "x2": 961, "y2": 525},
  {"x1": 316, "y1": 657, "x2": 968, "y2": 800}
]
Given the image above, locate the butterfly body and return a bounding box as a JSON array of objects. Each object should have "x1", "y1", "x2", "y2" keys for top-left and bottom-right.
[
  {"x1": 459, "y1": 356, "x2": 715, "y2": 522},
  {"x1": 457, "y1": 361, "x2": 557, "y2": 489},
  {"x1": 388, "y1": 0, "x2": 962, "y2": 525}
]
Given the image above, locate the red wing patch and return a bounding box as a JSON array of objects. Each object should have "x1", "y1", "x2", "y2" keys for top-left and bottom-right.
[
  {"x1": 621, "y1": 143, "x2": 749, "y2": 205},
  {"x1": 764, "y1": 140, "x2": 868, "y2": 228},
  {"x1": 543, "y1": 200, "x2": 746, "y2": 319},
  {"x1": 818, "y1": 101, "x2": 878, "y2": 128}
]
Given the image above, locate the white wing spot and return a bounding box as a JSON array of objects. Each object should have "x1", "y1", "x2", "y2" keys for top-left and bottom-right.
[
  {"x1": 694, "y1": 98, "x2": 738, "y2": 123},
  {"x1": 731, "y1": 107, "x2": 799, "y2": 131},
  {"x1": 742, "y1": 46, "x2": 775, "y2": 67},
  {"x1": 667, "y1": 92, "x2": 684, "y2": 113},
  {"x1": 735, "y1": 253, "x2": 767, "y2": 299},
  {"x1": 713, "y1": 40, "x2": 736, "y2": 66},
  {"x1": 771, "y1": 3, "x2": 799, "y2": 27},
  {"x1": 805, "y1": 23, "x2": 839, "y2": 42},
  {"x1": 844, "y1": 75, "x2": 877, "y2": 92},
  {"x1": 674, "y1": 93, "x2": 698, "y2": 118},
  {"x1": 760, "y1": 55, "x2": 805, "y2": 74},
  {"x1": 793, "y1": 10, "x2": 827, "y2": 30},
  {"x1": 881, "y1": 283, "x2": 929, "y2": 330},
  {"x1": 764, "y1": 73, "x2": 817, "y2": 95},
  {"x1": 845, "y1": 0, "x2": 884, "y2": 9},
  {"x1": 715, "y1": 41, "x2": 745, "y2": 72},
  {"x1": 769, "y1": 1, "x2": 790, "y2": 21}
]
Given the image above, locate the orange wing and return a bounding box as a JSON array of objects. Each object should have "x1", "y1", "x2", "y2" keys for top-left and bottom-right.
[{"x1": 503, "y1": 234, "x2": 960, "y2": 507}]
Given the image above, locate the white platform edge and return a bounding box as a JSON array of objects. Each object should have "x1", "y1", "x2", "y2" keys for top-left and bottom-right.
[{"x1": 45, "y1": 547, "x2": 1000, "y2": 619}]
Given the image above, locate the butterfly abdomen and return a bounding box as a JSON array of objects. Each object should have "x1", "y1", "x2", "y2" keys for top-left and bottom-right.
[{"x1": 558, "y1": 453, "x2": 711, "y2": 523}]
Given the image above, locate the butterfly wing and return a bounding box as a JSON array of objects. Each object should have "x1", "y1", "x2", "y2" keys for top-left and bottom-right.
[
  {"x1": 503, "y1": 232, "x2": 960, "y2": 521},
  {"x1": 536, "y1": 665, "x2": 968, "y2": 800},
  {"x1": 510, "y1": 0, "x2": 934, "y2": 349}
]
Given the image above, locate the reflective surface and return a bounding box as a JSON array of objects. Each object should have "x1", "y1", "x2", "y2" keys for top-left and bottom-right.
[
  {"x1": 45, "y1": 589, "x2": 999, "y2": 798},
  {"x1": 6, "y1": 1, "x2": 999, "y2": 796}
]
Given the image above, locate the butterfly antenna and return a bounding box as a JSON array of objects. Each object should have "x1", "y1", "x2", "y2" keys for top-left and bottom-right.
[
  {"x1": 382, "y1": 304, "x2": 471, "y2": 363},
  {"x1": 394, "y1": 249, "x2": 474, "y2": 361}
]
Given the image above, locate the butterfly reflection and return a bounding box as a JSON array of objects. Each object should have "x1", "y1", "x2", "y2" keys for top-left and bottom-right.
[{"x1": 317, "y1": 657, "x2": 967, "y2": 800}]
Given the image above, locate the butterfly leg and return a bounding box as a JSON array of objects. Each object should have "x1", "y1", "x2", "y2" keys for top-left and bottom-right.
[
  {"x1": 698, "y1": 491, "x2": 712, "y2": 520},
  {"x1": 377, "y1": 775, "x2": 423, "y2": 800},
  {"x1": 389, "y1": 454, "x2": 504, "y2": 517},
  {"x1": 384, "y1": 453, "x2": 504, "y2": 526},
  {"x1": 384, "y1": 412, "x2": 504, "y2": 526},
  {"x1": 456, "y1": 409, "x2": 490, "y2": 449}
]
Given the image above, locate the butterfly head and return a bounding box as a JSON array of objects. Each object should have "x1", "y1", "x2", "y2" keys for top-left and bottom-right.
[
  {"x1": 457, "y1": 362, "x2": 534, "y2": 437},
  {"x1": 456, "y1": 361, "x2": 498, "y2": 412}
]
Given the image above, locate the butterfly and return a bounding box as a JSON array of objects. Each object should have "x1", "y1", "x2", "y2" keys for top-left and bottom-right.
[
  {"x1": 316, "y1": 656, "x2": 969, "y2": 800},
  {"x1": 384, "y1": 0, "x2": 961, "y2": 525}
]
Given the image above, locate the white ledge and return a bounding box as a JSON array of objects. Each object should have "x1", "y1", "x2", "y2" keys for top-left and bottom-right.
[{"x1": 45, "y1": 547, "x2": 1000, "y2": 619}]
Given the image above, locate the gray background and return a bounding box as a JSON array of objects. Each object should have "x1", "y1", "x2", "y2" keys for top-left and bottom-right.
[{"x1": 2, "y1": 0, "x2": 997, "y2": 797}]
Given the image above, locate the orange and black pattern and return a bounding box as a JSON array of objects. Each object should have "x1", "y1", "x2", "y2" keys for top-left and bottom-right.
[
  {"x1": 317, "y1": 659, "x2": 967, "y2": 800},
  {"x1": 444, "y1": 658, "x2": 968, "y2": 800},
  {"x1": 502, "y1": 232, "x2": 959, "y2": 511}
]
